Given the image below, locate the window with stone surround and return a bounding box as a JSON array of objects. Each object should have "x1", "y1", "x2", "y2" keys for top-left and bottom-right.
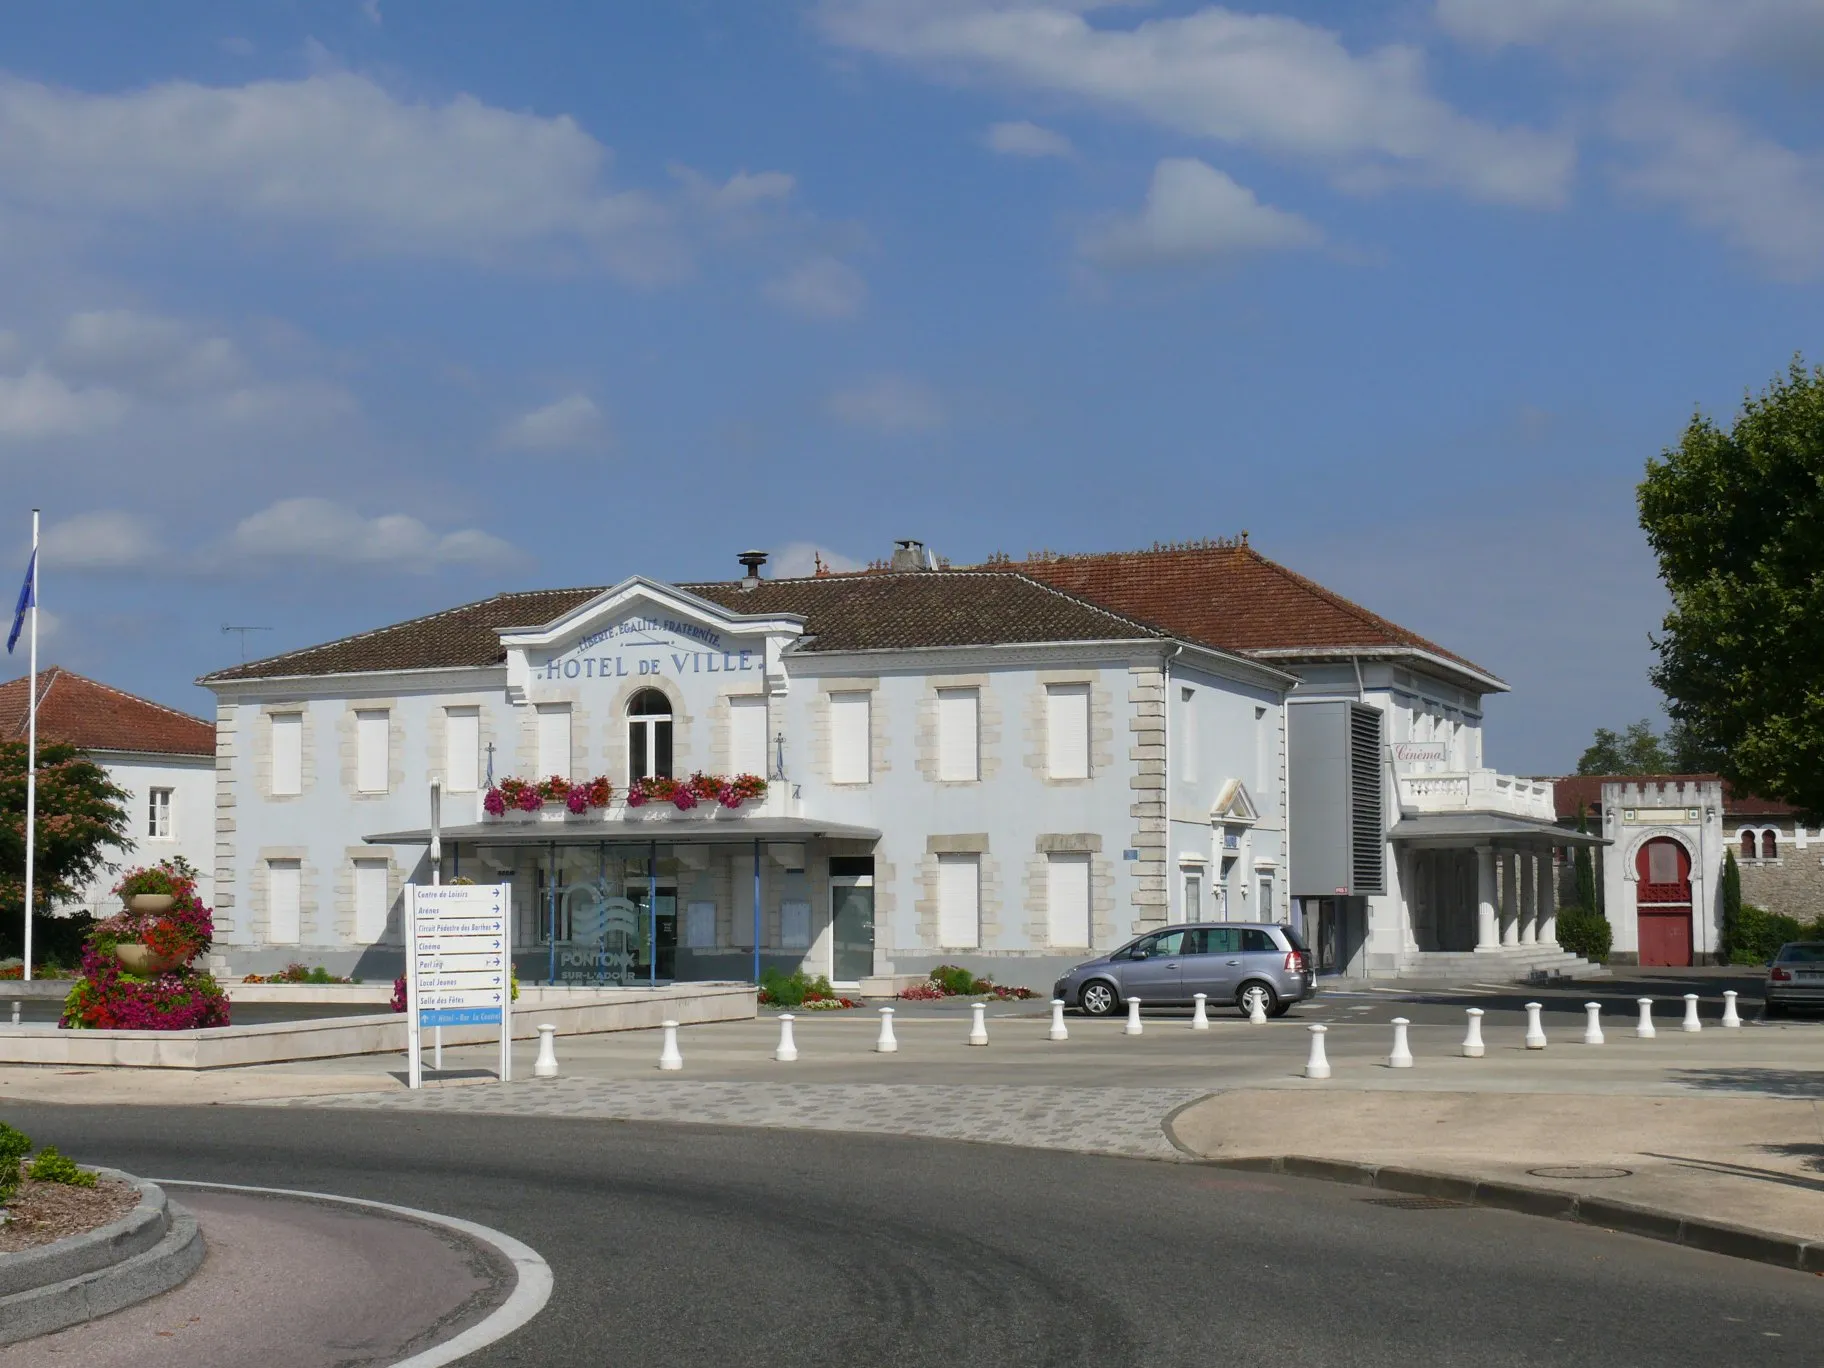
[
  {"x1": 728, "y1": 695, "x2": 767, "y2": 777},
  {"x1": 830, "y1": 691, "x2": 871, "y2": 785},
  {"x1": 1048, "y1": 853, "x2": 1091, "y2": 947},
  {"x1": 937, "y1": 852, "x2": 980, "y2": 948},
  {"x1": 268, "y1": 859, "x2": 301, "y2": 944},
  {"x1": 271, "y1": 712, "x2": 303, "y2": 796},
  {"x1": 1045, "y1": 683, "x2": 1090, "y2": 780},
  {"x1": 937, "y1": 687, "x2": 979, "y2": 782},
  {"x1": 353, "y1": 859, "x2": 389, "y2": 942},
  {"x1": 625, "y1": 691, "x2": 670, "y2": 781},
  {"x1": 355, "y1": 709, "x2": 389, "y2": 793},
  {"x1": 445, "y1": 707, "x2": 480, "y2": 793}
]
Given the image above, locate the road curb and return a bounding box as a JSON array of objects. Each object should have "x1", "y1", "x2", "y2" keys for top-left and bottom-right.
[
  {"x1": 1206, "y1": 1154, "x2": 1824, "y2": 1274},
  {"x1": 0, "y1": 1168, "x2": 205, "y2": 1344}
]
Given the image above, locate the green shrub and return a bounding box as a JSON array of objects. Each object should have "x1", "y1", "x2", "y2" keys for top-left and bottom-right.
[
  {"x1": 1556, "y1": 907, "x2": 1612, "y2": 961},
  {"x1": 758, "y1": 968, "x2": 834, "y2": 1008},
  {"x1": 28, "y1": 1146, "x2": 95, "y2": 1188},
  {"x1": 0, "y1": 1122, "x2": 31, "y2": 1201},
  {"x1": 1728, "y1": 905, "x2": 1805, "y2": 965},
  {"x1": 930, "y1": 964, "x2": 982, "y2": 996}
]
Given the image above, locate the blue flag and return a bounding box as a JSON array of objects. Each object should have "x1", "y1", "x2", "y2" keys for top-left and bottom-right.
[{"x1": 7, "y1": 550, "x2": 33, "y2": 655}]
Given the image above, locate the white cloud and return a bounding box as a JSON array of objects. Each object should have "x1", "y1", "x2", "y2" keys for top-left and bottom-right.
[
  {"x1": 1436, "y1": 0, "x2": 1824, "y2": 66},
  {"x1": 1082, "y1": 157, "x2": 1324, "y2": 266},
  {"x1": 224, "y1": 497, "x2": 519, "y2": 570},
  {"x1": 496, "y1": 393, "x2": 609, "y2": 451},
  {"x1": 763, "y1": 257, "x2": 868, "y2": 319},
  {"x1": 0, "y1": 368, "x2": 128, "y2": 438},
  {"x1": 984, "y1": 119, "x2": 1074, "y2": 158},
  {"x1": 770, "y1": 542, "x2": 864, "y2": 578},
  {"x1": 0, "y1": 72, "x2": 677, "y2": 278},
  {"x1": 823, "y1": 374, "x2": 945, "y2": 432},
  {"x1": 54, "y1": 310, "x2": 247, "y2": 396},
  {"x1": 817, "y1": 1, "x2": 1573, "y2": 206},
  {"x1": 671, "y1": 165, "x2": 797, "y2": 215},
  {"x1": 39, "y1": 510, "x2": 164, "y2": 570}
]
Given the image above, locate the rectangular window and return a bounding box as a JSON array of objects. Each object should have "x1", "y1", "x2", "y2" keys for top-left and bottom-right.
[
  {"x1": 271, "y1": 713, "x2": 302, "y2": 796},
  {"x1": 1047, "y1": 852, "x2": 1091, "y2": 948},
  {"x1": 1180, "y1": 687, "x2": 1198, "y2": 785},
  {"x1": 268, "y1": 859, "x2": 301, "y2": 945},
  {"x1": 780, "y1": 900, "x2": 812, "y2": 950},
  {"x1": 445, "y1": 707, "x2": 480, "y2": 793},
  {"x1": 536, "y1": 704, "x2": 572, "y2": 779},
  {"x1": 1182, "y1": 869, "x2": 1202, "y2": 921},
  {"x1": 353, "y1": 860, "x2": 389, "y2": 943},
  {"x1": 1046, "y1": 683, "x2": 1090, "y2": 780},
  {"x1": 1258, "y1": 874, "x2": 1273, "y2": 916},
  {"x1": 937, "y1": 853, "x2": 980, "y2": 949},
  {"x1": 829, "y1": 691, "x2": 871, "y2": 785},
  {"x1": 728, "y1": 696, "x2": 768, "y2": 777},
  {"x1": 356, "y1": 709, "x2": 389, "y2": 793},
  {"x1": 684, "y1": 901, "x2": 717, "y2": 949},
  {"x1": 147, "y1": 787, "x2": 173, "y2": 839},
  {"x1": 936, "y1": 688, "x2": 979, "y2": 782}
]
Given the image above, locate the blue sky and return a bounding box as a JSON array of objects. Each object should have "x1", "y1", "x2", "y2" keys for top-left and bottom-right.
[{"x1": 1, "y1": 1, "x2": 1820, "y2": 774}]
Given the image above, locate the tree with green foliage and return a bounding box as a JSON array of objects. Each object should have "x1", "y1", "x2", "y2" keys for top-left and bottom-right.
[
  {"x1": 1572, "y1": 803, "x2": 1600, "y2": 914},
  {"x1": 0, "y1": 741, "x2": 131, "y2": 962},
  {"x1": 1721, "y1": 847, "x2": 1743, "y2": 962},
  {"x1": 1576, "y1": 717, "x2": 1724, "y2": 776},
  {"x1": 1640, "y1": 357, "x2": 1824, "y2": 814}
]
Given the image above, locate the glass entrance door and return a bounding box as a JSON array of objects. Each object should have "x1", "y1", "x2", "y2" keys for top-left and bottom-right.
[
  {"x1": 629, "y1": 886, "x2": 678, "y2": 980},
  {"x1": 830, "y1": 877, "x2": 874, "y2": 983}
]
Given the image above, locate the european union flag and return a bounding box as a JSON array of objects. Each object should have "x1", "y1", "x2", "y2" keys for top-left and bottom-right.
[{"x1": 7, "y1": 550, "x2": 33, "y2": 655}]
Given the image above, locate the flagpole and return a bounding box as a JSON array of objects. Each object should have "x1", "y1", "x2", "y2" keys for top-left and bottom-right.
[{"x1": 22, "y1": 509, "x2": 36, "y2": 983}]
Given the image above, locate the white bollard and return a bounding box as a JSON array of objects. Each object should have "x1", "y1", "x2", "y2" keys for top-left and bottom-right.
[
  {"x1": 1524, "y1": 1002, "x2": 1547, "y2": 1050},
  {"x1": 1462, "y1": 1007, "x2": 1486, "y2": 1058},
  {"x1": 1583, "y1": 1002, "x2": 1604, "y2": 1045},
  {"x1": 8, "y1": 1000, "x2": 17, "y2": 1026},
  {"x1": 875, "y1": 1006, "x2": 899, "y2": 1053},
  {"x1": 1125, "y1": 997, "x2": 1144, "y2": 1036},
  {"x1": 968, "y1": 1001, "x2": 989, "y2": 1046},
  {"x1": 1722, "y1": 990, "x2": 1742, "y2": 1029},
  {"x1": 1248, "y1": 991, "x2": 1268, "y2": 1026},
  {"x1": 774, "y1": 1013, "x2": 798, "y2": 1062},
  {"x1": 1388, "y1": 1017, "x2": 1413, "y2": 1068},
  {"x1": 1048, "y1": 998, "x2": 1069, "y2": 1041},
  {"x1": 1305, "y1": 1024, "x2": 1331, "y2": 1079},
  {"x1": 658, "y1": 1020, "x2": 683, "y2": 1071},
  {"x1": 1636, "y1": 997, "x2": 1656, "y2": 1039},
  {"x1": 533, "y1": 1023, "x2": 558, "y2": 1078},
  {"x1": 1191, "y1": 993, "x2": 1210, "y2": 1030},
  {"x1": 1682, "y1": 993, "x2": 1702, "y2": 1033}
]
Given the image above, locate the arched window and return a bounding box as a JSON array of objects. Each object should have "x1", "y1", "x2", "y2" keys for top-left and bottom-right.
[
  {"x1": 1741, "y1": 830, "x2": 1757, "y2": 859},
  {"x1": 1763, "y1": 829, "x2": 1779, "y2": 860},
  {"x1": 628, "y1": 689, "x2": 673, "y2": 782}
]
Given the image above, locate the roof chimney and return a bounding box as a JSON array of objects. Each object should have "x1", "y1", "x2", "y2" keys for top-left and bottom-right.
[
  {"x1": 737, "y1": 549, "x2": 768, "y2": 591},
  {"x1": 890, "y1": 539, "x2": 937, "y2": 572}
]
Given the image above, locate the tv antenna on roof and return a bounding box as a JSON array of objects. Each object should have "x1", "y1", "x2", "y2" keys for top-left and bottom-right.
[{"x1": 221, "y1": 623, "x2": 272, "y2": 663}]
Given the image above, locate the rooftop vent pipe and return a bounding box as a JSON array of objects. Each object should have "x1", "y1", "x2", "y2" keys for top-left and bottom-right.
[{"x1": 737, "y1": 549, "x2": 768, "y2": 590}]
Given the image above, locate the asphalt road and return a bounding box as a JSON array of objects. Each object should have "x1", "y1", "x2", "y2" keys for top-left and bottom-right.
[{"x1": 8, "y1": 1102, "x2": 1821, "y2": 1366}]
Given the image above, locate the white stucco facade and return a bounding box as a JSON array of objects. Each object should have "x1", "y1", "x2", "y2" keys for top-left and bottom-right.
[{"x1": 66, "y1": 751, "x2": 216, "y2": 917}]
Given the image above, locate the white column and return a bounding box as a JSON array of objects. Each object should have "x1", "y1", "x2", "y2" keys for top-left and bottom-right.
[
  {"x1": 1520, "y1": 851, "x2": 1538, "y2": 945},
  {"x1": 1396, "y1": 846, "x2": 1420, "y2": 953},
  {"x1": 1499, "y1": 850, "x2": 1519, "y2": 946},
  {"x1": 1475, "y1": 844, "x2": 1499, "y2": 951},
  {"x1": 1540, "y1": 847, "x2": 1559, "y2": 946}
]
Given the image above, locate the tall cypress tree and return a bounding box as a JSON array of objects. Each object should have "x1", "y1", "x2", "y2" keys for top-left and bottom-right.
[
  {"x1": 1573, "y1": 802, "x2": 1598, "y2": 913},
  {"x1": 1721, "y1": 847, "x2": 1743, "y2": 962}
]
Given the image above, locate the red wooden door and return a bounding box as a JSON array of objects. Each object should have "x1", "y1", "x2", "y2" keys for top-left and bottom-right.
[{"x1": 1636, "y1": 838, "x2": 1692, "y2": 967}]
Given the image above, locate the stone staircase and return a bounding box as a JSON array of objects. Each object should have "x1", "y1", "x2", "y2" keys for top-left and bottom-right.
[{"x1": 1387, "y1": 945, "x2": 1609, "y2": 982}]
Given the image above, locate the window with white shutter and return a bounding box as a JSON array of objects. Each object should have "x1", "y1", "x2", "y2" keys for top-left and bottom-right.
[
  {"x1": 356, "y1": 710, "x2": 389, "y2": 793},
  {"x1": 536, "y1": 704, "x2": 572, "y2": 779},
  {"x1": 271, "y1": 713, "x2": 302, "y2": 796},
  {"x1": 936, "y1": 688, "x2": 978, "y2": 782},
  {"x1": 1046, "y1": 853, "x2": 1091, "y2": 947},
  {"x1": 353, "y1": 860, "x2": 389, "y2": 942},
  {"x1": 445, "y1": 708, "x2": 480, "y2": 793},
  {"x1": 728, "y1": 696, "x2": 768, "y2": 777},
  {"x1": 830, "y1": 692, "x2": 870, "y2": 785},
  {"x1": 937, "y1": 853, "x2": 980, "y2": 948},
  {"x1": 268, "y1": 859, "x2": 301, "y2": 944},
  {"x1": 1046, "y1": 683, "x2": 1090, "y2": 780}
]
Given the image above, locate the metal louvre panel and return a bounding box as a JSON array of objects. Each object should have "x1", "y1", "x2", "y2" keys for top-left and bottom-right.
[{"x1": 1349, "y1": 705, "x2": 1385, "y2": 893}]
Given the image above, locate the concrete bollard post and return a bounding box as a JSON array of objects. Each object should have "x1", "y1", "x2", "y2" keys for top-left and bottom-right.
[
  {"x1": 1125, "y1": 997, "x2": 1144, "y2": 1036},
  {"x1": 968, "y1": 1001, "x2": 989, "y2": 1046},
  {"x1": 1388, "y1": 1017, "x2": 1413, "y2": 1068},
  {"x1": 1305, "y1": 1024, "x2": 1331, "y2": 1079},
  {"x1": 774, "y1": 1013, "x2": 798, "y2": 1062},
  {"x1": 8, "y1": 1000, "x2": 17, "y2": 1026},
  {"x1": 1462, "y1": 1007, "x2": 1485, "y2": 1058},
  {"x1": 1722, "y1": 990, "x2": 1742, "y2": 1029},
  {"x1": 1682, "y1": 993, "x2": 1702, "y2": 1033},
  {"x1": 1636, "y1": 998, "x2": 1656, "y2": 1038},
  {"x1": 875, "y1": 1006, "x2": 899, "y2": 1053},
  {"x1": 1191, "y1": 993, "x2": 1210, "y2": 1030},
  {"x1": 1048, "y1": 999, "x2": 1069, "y2": 1041},
  {"x1": 658, "y1": 1020, "x2": 683, "y2": 1071},
  {"x1": 1524, "y1": 1002, "x2": 1547, "y2": 1049},
  {"x1": 1583, "y1": 1002, "x2": 1604, "y2": 1045},
  {"x1": 533, "y1": 1023, "x2": 558, "y2": 1078},
  {"x1": 1248, "y1": 992, "x2": 1268, "y2": 1026}
]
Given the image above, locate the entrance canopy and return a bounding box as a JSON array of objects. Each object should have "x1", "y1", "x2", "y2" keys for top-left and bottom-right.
[{"x1": 1390, "y1": 812, "x2": 1607, "y2": 847}]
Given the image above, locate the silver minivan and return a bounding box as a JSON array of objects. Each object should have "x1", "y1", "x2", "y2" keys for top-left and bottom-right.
[{"x1": 1053, "y1": 922, "x2": 1316, "y2": 1019}]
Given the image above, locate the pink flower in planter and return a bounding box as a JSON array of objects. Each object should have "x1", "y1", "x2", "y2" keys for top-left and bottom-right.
[
  {"x1": 673, "y1": 788, "x2": 698, "y2": 811},
  {"x1": 565, "y1": 787, "x2": 588, "y2": 814},
  {"x1": 516, "y1": 786, "x2": 542, "y2": 812},
  {"x1": 483, "y1": 788, "x2": 506, "y2": 816}
]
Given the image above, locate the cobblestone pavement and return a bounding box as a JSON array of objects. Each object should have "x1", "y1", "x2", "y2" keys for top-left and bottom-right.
[{"x1": 264, "y1": 1081, "x2": 1211, "y2": 1160}]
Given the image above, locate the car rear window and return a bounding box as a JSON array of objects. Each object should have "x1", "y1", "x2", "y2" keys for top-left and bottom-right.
[
  {"x1": 1240, "y1": 929, "x2": 1278, "y2": 953},
  {"x1": 1777, "y1": 944, "x2": 1824, "y2": 963},
  {"x1": 1280, "y1": 924, "x2": 1309, "y2": 952}
]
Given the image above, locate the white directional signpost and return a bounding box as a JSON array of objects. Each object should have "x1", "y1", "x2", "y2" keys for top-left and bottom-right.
[{"x1": 407, "y1": 882, "x2": 512, "y2": 1090}]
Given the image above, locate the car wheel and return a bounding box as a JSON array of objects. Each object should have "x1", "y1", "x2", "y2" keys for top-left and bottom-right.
[
  {"x1": 1079, "y1": 980, "x2": 1119, "y2": 1017},
  {"x1": 1764, "y1": 1000, "x2": 1785, "y2": 1019},
  {"x1": 1237, "y1": 981, "x2": 1278, "y2": 1019},
  {"x1": 1268, "y1": 1000, "x2": 1294, "y2": 1019}
]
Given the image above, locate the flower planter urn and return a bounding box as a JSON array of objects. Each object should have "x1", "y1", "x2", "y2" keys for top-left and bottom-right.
[
  {"x1": 125, "y1": 893, "x2": 176, "y2": 915},
  {"x1": 115, "y1": 942, "x2": 183, "y2": 976}
]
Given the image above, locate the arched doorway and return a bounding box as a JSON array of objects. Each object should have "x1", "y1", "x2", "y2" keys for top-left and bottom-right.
[{"x1": 1635, "y1": 837, "x2": 1693, "y2": 967}]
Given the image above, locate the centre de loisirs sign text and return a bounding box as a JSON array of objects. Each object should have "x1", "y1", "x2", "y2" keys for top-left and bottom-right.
[{"x1": 542, "y1": 616, "x2": 761, "y2": 681}]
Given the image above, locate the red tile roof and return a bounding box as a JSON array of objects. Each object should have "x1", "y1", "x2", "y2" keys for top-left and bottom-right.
[
  {"x1": 0, "y1": 667, "x2": 215, "y2": 757},
  {"x1": 1550, "y1": 774, "x2": 1798, "y2": 821},
  {"x1": 989, "y1": 540, "x2": 1500, "y2": 685}
]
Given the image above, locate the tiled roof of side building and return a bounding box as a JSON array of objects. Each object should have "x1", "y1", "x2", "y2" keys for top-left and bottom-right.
[
  {"x1": 0, "y1": 667, "x2": 215, "y2": 756},
  {"x1": 1551, "y1": 773, "x2": 1800, "y2": 821},
  {"x1": 200, "y1": 571, "x2": 1180, "y2": 684},
  {"x1": 990, "y1": 541, "x2": 1499, "y2": 684}
]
